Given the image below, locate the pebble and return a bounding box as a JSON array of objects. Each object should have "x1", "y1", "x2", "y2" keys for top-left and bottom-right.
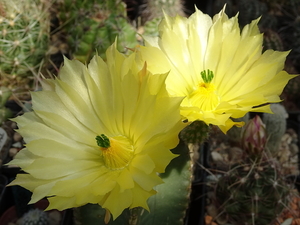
[
  {"x1": 10, "y1": 121, "x2": 17, "y2": 129},
  {"x1": 13, "y1": 132, "x2": 22, "y2": 142},
  {"x1": 12, "y1": 141, "x2": 23, "y2": 148},
  {"x1": 9, "y1": 148, "x2": 19, "y2": 158}
]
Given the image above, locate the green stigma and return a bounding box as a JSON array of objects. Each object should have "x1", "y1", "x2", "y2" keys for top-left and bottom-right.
[
  {"x1": 96, "y1": 134, "x2": 110, "y2": 148},
  {"x1": 201, "y1": 69, "x2": 214, "y2": 83}
]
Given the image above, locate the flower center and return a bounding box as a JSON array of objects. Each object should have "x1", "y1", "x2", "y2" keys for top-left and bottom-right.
[
  {"x1": 188, "y1": 70, "x2": 220, "y2": 111},
  {"x1": 96, "y1": 134, "x2": 134, "y2": 170}
]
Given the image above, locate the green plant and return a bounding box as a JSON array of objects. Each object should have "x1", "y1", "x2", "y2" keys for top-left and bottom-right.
[
  {"x1": 214, "y1": 157, "x2": 291, "y2": 225},
  {"x1": 56, "y1": 0, "x2": 138, "y2": 62},
  {"x1": 21, "y1": 208, "x2": 49, "y2": 225},
  {"x1": 180, "y1": 120, "x2": 210, "y2": 144},
  {"x1": 263, "y1": 104, "x2": 288, "y2": 156},
  {"x1": 211, "y1": 115, "x2": 292, "y2": 225},
  {"x1": 0, "y1": 0, "x2": 50, "y2": 91},
  {"x1": 0, "y1": 87, "x2": 12, "y2": 123},
  {"x1": 138, "y1": 0, "x2": 185, "y2": 24}
]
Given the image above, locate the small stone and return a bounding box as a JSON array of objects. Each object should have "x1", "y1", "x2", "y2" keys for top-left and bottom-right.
[
  {"x1": 205, "y1": 215, "x2": 213, "y2": 224},
  {"x1": 211, "y1": 151, "x2": 223, "y2": 162},
  {"x1": 12, "y1": 141, "x2": 23, "y2": 148},
  {"x1": 13, "y1": 132, "x2": 23, "y2": 142},
  {"x1": 9, "y1": 148, "x2": 19, "y2": 158},
  {"x1": 10, "y1": 121, "x2": 17, "y2": 129}
]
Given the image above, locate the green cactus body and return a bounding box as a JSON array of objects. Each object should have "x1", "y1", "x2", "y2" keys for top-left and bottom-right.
[
  {"x1": 0, "y1": 87, "x2": 12, "y2": 123},
  {"x1": 0, "y1": 0, "x2": 50, "y2": 90},
  {"x1": 142, "y1": 17, "x2": 161, "y2": 38},
  {"x1": 215, "y1": 159, "x2": 290, "y2": 225},
  {"x1": 263, "y1": 104, "x2": 287, "y2": 156},
  {"x1": 179, "y1": 120, "x2": 210, "y2": 145},
  {"x1": 21, "y1": 208, "x2": 49, "y2": 225},
  {"x1": 237, "y1": 0, "x2": 261, "y2": 26},
  {"x1": 263, "y1": 29, "x2": 284, "y2": 52},
  {"x1": 212, "y1": 0, "x2": 235, "y2": 16},
  {"x1": 57, "y1": 0, "x2": 138, "y2": 62}
]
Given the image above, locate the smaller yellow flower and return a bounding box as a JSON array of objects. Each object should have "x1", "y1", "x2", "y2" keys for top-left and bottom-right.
[
  {"x1": 7, "y1": 42, "x2": 185, "y2": 220},
  {"x1": 136, "y1": 7, "x2": 297, "y2": 133}
]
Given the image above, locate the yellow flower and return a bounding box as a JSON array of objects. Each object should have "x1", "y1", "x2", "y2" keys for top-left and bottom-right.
[
  {"x1": 7, "y1": 43, "x2": 184, "y2": 219},
  {"x1": 136, "y1": 7, "x2": 296, "y2": 133}
]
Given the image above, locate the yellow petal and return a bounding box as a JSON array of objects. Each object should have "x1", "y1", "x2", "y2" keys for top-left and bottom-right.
[
  {"x1": 130, "y1": 167, "x2": 163, "y2": 191},
  {"x1": 117, "y1": 169, "x2": 135, "y2": 192},
  {"x1": 27, "y1": 139, "x2": 98, "y2": 160},
  {"x1": 25, "y1": 158, "x2": 100, "y2": 179},
  {"x1": 130, "y1": 185, "x2": 156, "y2": 211},
  {"x1": 102, "y1": 186, "x2": 132, "y2": 219},
  {"x1": 47, "y1": 196, "x2": 78, "y2": 211},
  {"x1": 131, "y1": 154, "x2": 155, "y2": 174}
]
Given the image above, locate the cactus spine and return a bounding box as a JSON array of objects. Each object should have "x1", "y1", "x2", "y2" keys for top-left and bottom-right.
[
  {"x1": 0, "y1": 87, "x2": 12, "y2": 123},
  {"x1": 0, "y1": 0, "x2": 50, "y2": 91},
  {"x1": 214, "y1": 158, "x2": 291, "y2": 225},
  {"x1": 180, "y1": 121, "x2": 210, "y2": 145},
  {"x1": 212, "y1": 115, "x2": 292, "y2": 225},
  {"x1": 56, "y1": 0, "x2": 138, "y2": 62}
]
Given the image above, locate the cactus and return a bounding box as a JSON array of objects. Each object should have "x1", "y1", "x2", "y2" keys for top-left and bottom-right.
[
  {"x1": 263, "y1": 29, "x2": 284, "y2": 52},
  {"x1": 138, "y1": 0, "x2": 185, "y2": 24},
  {"x1": 263, "y1": 104, "x2": 288, "y2": 156},
  {"x1": 54, "y1": 0, "x2": 186, "y2": 63},
  {"x1": 141, "y1": 17, "x2": 161, "y2": 38},
  {"x1": 214, "y1": 157, "x2": 291, "y2": 225},
  {"x1": 0, "y1": 0, "x2": 50, "y2": 91},
  {"x1": 136, "y1": 0, "x2": 185, "y2": 40},
  {"x1": 180, "y1": 121, "x2": 210, "y2": 145},
  {"x1": 0, "y1": 87, "x2": 12, "y2": 123},
  {"x1": 20, "y1": 208, "x2": 49, "y2": 225},
  {"x1": 211, "y1": 0, "x2": 235, "y2": 16},
  {"x1": 236, "y1": 0, "x2": 267, "y2": 27},
  {"x1": 56, "y1": 0, "x2": 138, "y2": 62},
  {"x1": 208, "y1": 115, "x2": 295, "y2": 225}
]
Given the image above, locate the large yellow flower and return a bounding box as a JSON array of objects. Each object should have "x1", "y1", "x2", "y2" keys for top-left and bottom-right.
[
  {"x1": 8, "y1": 43, "x2": 184, "y2": 219},
  {"x1": 136, "y1": 7, "x2": 296, "y2": 133}
]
